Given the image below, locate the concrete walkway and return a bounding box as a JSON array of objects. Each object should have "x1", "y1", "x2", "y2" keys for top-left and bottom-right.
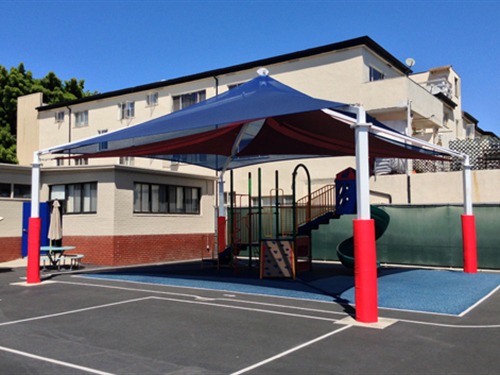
[{"x1": 0, "y1": 257, "x2": 27, "y2": 268}]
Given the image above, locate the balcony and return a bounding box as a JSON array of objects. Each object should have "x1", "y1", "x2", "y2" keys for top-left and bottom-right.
[
  {"x1": 359, "y1": 76, "x2": 444, "y2": 129},
  {"x1": 424, "y1": 78, "x2": 453, "y2": 99}
]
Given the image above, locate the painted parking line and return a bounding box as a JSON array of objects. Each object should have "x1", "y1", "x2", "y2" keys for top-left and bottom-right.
[
  {"x1": 0, "y1": 345, "x2": 114, "y2": 375},
  {"x1": 149, "y1": 296, "x2": 339, "y2": 322},
  {"x1": 230, "y1": 325, "x2": 352, "y2": 375},
  {"x1": 57, "y1": 279, "x2": 348, "y2": 319},
  {"x1": 0, "y1": 296, "x2": 151, "y2": 327},
  {"x1": 20, "y1": 279, "x2": 500, "y2": 330}
]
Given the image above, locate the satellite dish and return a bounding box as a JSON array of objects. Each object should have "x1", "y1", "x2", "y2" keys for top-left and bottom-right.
[{"x1": 405, "y1": 58, "x2": 416, "y2": 67}]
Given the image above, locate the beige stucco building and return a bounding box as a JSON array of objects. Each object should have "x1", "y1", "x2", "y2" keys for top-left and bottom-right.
[{"x1": 3, "y1": 36, "x2": 497, "y2": 264}]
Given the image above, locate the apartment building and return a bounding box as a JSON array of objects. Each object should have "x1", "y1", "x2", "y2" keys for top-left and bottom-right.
[{"x1": 6, "y1": 36, "x2": 483, "y2": 264}]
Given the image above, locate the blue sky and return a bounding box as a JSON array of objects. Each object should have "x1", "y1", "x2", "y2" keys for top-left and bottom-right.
[{"x1": 1, "y1": 0, "x2": 499, "y2": 134}]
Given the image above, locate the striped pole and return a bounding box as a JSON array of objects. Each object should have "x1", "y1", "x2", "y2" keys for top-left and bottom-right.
[{"x1": 353, "y1": 106, "x2": 378, "y2": 323}]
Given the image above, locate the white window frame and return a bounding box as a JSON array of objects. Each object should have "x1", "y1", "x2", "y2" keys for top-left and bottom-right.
[
  {"x1": 74, "y1": 158, "x2": 88, "y2": 166},
  {"x1": 75, "y1": 110, "x2": 89, "y2": 127},
  {"x1": 120, "y1": 156, "x2": 135, "y2": 166},
  {"x1": 146, "y1": 92, "x2": 158, "y2": 106},
  {"x1": 50, "y1": 182, "x2": 97, "y2": 214},
  {"x1": 172, "y1": 90, "x2": 206, "y2": 111},
  {"x1": 98, "y1": 129, "x2": 108, "y2": 151},
  {"x1": 55, "y1": 111, "x2": 65, "y2": 123},
  {"x1": 369, "y1": 66, "x2": 385, "y2": 82},
  {"x1": 119, "y1": 101, "x2": 135, "y2": 120},
  {"x1": 133, "y1": 182, "x2": 201, "y2": 214}
]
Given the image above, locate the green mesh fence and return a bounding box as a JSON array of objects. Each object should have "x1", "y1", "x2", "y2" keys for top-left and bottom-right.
[{"x1": 311, "y1": 205, "x2": 500, "y2": 269}]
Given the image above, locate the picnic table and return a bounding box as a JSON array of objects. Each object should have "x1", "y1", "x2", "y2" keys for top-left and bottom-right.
[{"x1": 40, "y1": 246, "x2": 76, "y2": 269}]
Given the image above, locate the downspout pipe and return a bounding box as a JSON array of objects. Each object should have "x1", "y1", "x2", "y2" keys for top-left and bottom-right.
[{"x1": 66, "y1": 106, "x2": 72, "y2": 162}]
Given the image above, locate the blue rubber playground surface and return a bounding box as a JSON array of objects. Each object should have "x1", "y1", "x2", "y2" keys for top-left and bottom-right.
[{"x1": 80, "y1": 263, "x2": 500, "y2": 316}]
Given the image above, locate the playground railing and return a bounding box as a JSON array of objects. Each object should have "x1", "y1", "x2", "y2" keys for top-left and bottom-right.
[{"x1": 295, "y1": 184, "x2": 336, "y2": 227}]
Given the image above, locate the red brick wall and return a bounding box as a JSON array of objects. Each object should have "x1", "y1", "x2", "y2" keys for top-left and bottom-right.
[
  {"x1": 63, "y1": 233, "x2": 215, "y2": 266},
  {"x1": 0, "y1": 237, "x2": 22, "y2": 262}
]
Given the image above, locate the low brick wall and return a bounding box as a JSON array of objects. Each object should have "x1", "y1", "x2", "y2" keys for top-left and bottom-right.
[
  {"x1": 63, "y1": 233, "x2": 215, "y2": 266},
  {"x1": 0, "y1": 237, "x2": 22, "y2": 262}
]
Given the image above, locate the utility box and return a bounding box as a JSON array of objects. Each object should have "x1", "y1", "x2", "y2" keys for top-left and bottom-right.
[{"x1": 335, "y1": 167, "x2": 357, "y2": 215}]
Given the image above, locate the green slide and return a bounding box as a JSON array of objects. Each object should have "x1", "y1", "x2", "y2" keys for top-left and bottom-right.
[{"x1": 336, "y1": 205, "x2": 390, "y2": 269}]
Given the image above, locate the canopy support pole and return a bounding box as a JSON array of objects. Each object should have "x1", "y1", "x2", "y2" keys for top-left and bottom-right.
[
  {"x1": 352, "y1": 106, "x2": 378, "y2": 323},
  {"x1": 27, "y1": 151, "x2": 42, "y2": 284},
  {"x1": 217, "y1": 121, "x2": 253, "y2": 255},
  {"x1": 462, "y1": 155, "x2": 477, "y2": 273},
  {"x1": 217, "y1": 174, "x2": 226, "y2": 254}
]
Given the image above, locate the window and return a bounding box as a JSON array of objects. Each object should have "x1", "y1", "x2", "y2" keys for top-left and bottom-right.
[
  {"x1": 119, "y1": 101, "x2": 135, "y2": 119},
  {"x1": 465, "y1": 124, "x2": 474, "y2": 139},
  {"x1": 13, "y1": 184, "x2": 31, "y2": 199},
  {"x1": 75, "y1": 111, "x2": 89, "y2": 127},
  {"x1": 55, "y1": 111, "x2": 65, "y2": 122},
  {"x1": 98, "y1": 129, "x2": 108, "y2": 151},
  {"x1": 252, "y1": 195, "x2": 293, "y2": 207},
  {"x1": 171, "y1": 154, "x2": 207, "y2": 164},
  {"x1": 454, "y1": 77, "x2": 460, "y2": 97},
  {"x1": 0, "y1": 183, "x2": 11, "y2": 198},
  {"x1": 119, "y1": 156, "x2": 135, "y2": 166},
  {"x1": 133, "y1": 182, "x2": 201, "y2": 214},
  {"x1": 0, "y1": 183, "x2": 30, "y2": 199},
  {"x1": 146, "y1": 92, "x2": 158, "y2": 106},
  {"x1": 172, "y1": 90, "x2": 206, "y2": 111},
  {"x1": 74, "y1": 158, "x2": 88, "y2": 166},
  {"x1": 369, "y1": 66, "x2": 385, "y2": 81},
  {"x1": 228, "y1": 83, "x2": 245, "y2": 90},
  {"x1": 50, "y1": 182, "x2": 97, "y2": 214}
]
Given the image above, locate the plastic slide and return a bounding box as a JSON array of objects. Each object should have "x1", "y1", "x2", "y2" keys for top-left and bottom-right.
[{"x1": 336, "y1": 205, "x2": 390, "y2": 268}]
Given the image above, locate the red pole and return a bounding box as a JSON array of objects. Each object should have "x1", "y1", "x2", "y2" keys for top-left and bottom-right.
[
  {"x1": 354, "y1": 219, "x2": 378, "y2": 323},
  {"x1": 26, "y1": 217, "x2": 41, "y2": 284},
  {"x1": 218, "y1": 216, "x2": 226, "y2": 253},
  {"x1": 462, "y1": 214, "x2": 477, "y2": 273}
]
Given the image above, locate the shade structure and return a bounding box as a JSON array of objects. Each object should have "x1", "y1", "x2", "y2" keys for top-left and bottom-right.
[
  {"x1": 47, "y1": 200, "x2": 62, "y2": 245},
  {"x1": 41, "y1": 73, "x2": 451, "y2": 168},
  {"x1": 29, "y1": 72, "x2": 476, "y2": 324}
]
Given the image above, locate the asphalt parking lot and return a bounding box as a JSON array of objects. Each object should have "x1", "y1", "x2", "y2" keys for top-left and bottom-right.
[{"x1": 0, "y1": 261, "x2": 499, "y2": 374}]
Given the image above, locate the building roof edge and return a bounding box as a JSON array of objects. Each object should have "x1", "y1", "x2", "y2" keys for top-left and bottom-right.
[{"x1": 37, "y1": 36, "x2": 411, "y2": 111}]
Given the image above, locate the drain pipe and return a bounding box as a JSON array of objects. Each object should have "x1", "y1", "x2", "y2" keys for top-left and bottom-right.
[{"x1": 66, "y1": 106, "x2": 72, "y2": 164}]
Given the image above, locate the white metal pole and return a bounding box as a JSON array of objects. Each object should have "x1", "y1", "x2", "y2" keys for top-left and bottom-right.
[
  {"x1": 27, "y1": 151, "x2": 42, "y2": 283},
  {"x1": 31, "y1": 152, "x2": 41, "y2": 218},
  {"x1": 353, "y1": 106, "x2": 371, "y2": 220},
  {"x1": 406, "y1": 99, "x2": 413, "y2": 174},
  {"x1": 218, "y1": 174, "x2": 225, "y2": 218},
  {"x1": 462, "y1": 155, "x2": 473, "y2": 215}
]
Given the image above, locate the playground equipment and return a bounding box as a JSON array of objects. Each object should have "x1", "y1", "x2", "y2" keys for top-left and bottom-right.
[
  {"x1": 336, "y1": 205, "x2": 390, "y2": 268},
  {"x1": 222, "y1": 165, "x2": 338, "y2": 278},
  {"x1": 334, "y1": 167, "x2": 390, "y2": 268},
  {"x1": 221, "y1": 165, "x2": 391, "y2": 274}
]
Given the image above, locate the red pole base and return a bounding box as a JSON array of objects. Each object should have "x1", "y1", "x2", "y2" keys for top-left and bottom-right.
[
  {"x1": 353, "y1": 219, "x2": 378, "y2": 323},
  {"x1": 462, "y1": 214, "x2": 477, "y2": 273},
  {"x1": 217, "y1": 216, "x2": 226, "y2": 253},
  {"x1": 27, "y1": 217, "x2": 41, "y2": 284}
]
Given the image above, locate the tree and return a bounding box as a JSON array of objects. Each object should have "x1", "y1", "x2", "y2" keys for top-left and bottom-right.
[{"x1": 0, "y1": 63, "x2": 96, "y2": 163}]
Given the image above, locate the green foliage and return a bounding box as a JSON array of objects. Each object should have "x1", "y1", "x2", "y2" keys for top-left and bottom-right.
[{"x1": 0, "y1": 63, "x2": 96, "y2": 164}]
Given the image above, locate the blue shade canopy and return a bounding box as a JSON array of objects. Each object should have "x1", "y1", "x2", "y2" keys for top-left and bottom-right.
[{"x1": 44, "y1": 74, "x2": 450, "y2": 170}]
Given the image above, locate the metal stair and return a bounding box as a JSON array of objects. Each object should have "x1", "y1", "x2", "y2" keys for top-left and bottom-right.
[{"x1": 295, "y1": 184, "x2": 338, "y2": 236}]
